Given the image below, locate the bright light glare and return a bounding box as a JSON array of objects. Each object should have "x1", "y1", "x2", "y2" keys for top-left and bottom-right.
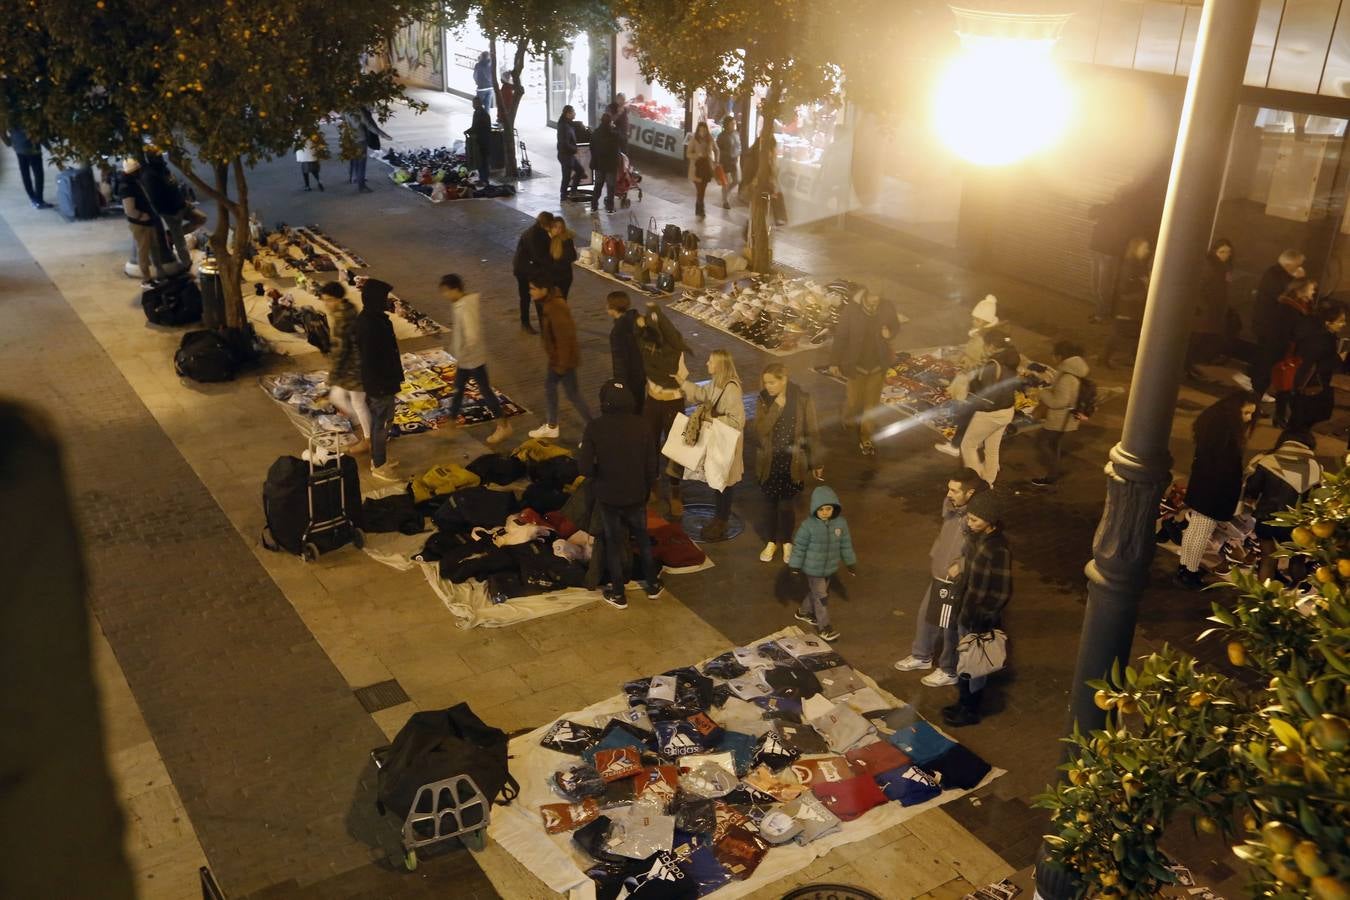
[{"x1": 933, "y1": 39, "x2": 1072, "y2": 166}]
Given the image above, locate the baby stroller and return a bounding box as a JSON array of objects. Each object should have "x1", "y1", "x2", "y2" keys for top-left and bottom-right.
[{"x1": 614, "y1": 152, "x2": 643, "y2": 208}]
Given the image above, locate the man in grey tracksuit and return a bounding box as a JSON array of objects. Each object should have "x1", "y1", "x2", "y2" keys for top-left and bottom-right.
[{"x1": 893, "y1": 469, "x2": 988, "y2": 686}]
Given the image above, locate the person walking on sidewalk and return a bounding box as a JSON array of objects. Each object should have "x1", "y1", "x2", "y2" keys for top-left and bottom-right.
[
  {"x1": 935, "y1": 295, "x2": 1001, "y2": 457},
  {"x1": 680, "y1": 349, "x2": 745, "y2": 541},
  {"x1": 557, "y1": 105, "x2": 585, "y2": 203},
  {"x1": 578, "y1": 381, "x2": 664, "y2": 609},
  {"x1": 512, "y1": 211, "x2": 554, "y2": 334},
  {"x1": 118, "y1": 157, "x2": 167, "y2": 286},
  {"x1": 895, "y1": 469, "x2": 988, "y2": 687},
  {"x1": 1242, "y1": 248, "x2": 1305, "y2": 400},
  {"x1": 589, "y1": 111, "x2": 620, "y2": 214},
  {"x1": 473, "y1": 51, "x2": 494, "y2": 112},
  {"x1": 830, "y1": 290, "x2": 901, "y2": 457},
  {"x1": 295, "y1": 139, "x2": 324, "y2": 191},
  {"x1": 942, "y1": 489, "x2": 1012, "y2": 727},
  {"x1": 607, "y1": 292, "x2": 646, "y2": 413},
  {"x1": 787, "y1": 485, "x2": 857, "y2": 643},
  {"x1": 1243, "y1": 429, "x2": 1322, "y2": 582},
  {"x1": 1030, "y1": 341, "x2": 1089, "y2": 488},
  {"x1": 4, "y1": 126, "x2": 50, "y2": 208},
  {"x1": 686, "y1": 121, "x2": 718, "y2": 218},
  {"x1": 345, "y1": 107, "x2": 390, "y2": 191},
  {"x1": 318, "y1": 282, "x2": 372, "y2": 454},
  {"x1": 437, "y1": 274, "x2": 512, "y2": 445},
  {"x1": 754, "y1": 363, "x2": 823, "y2": 564},
  {"x1": 530, "y1": 278, "x2": 593, "y2": 440},
  {"x1": 958, "y1": 337, "x2": 1021, "y2": 486},
  {"x1": 354, "y1": 279, "x2": 405, "y2": 481},
  {"x1": 547, "y1": 216, "x2": 578, "y2": 298},
  {"x1": 1175, "y1": 390, "x2": 1257, "y2": 589},
  {"x1": 716, "y1": 115, "x2": 741, "y2": 209},
  {"x1": 638, "y1": 303, "x2": 691, "y2": 519}
]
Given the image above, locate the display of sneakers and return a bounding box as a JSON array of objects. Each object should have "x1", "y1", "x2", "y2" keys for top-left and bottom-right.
[
  {"x1": 781, "y1": 542, "x2": 793, "y2": 563},
  {"x1": 602, "y1": 587, "x2": 629, "y2": 609},
  {"x1": 759, "y1": 542, "x2": 778, "y2": 563},
  {"x1": 921, "y1": 670, "x2": 959, "y2": 687},
  {"x1": 793, "y1": 611, "x2": 816, "y2": 625},
  {"x1": 817, "y1": 627, "x2": 841, "y2": 642},
  {"x1": 486, "y1": 421, "x2": 513, "y2": 444},
  {"x1": 370, "y1": 461, "x2": 401, "y2": 482},
  {"x1": 643, "y1": 579, "x2": 664, "y2": 599},
  {"x1": 893, "y1": 655, "x2": 933, "y2": 672},
  {"x1": 934, "y1": 441, "x2": 960, "y2": 457},
  {"x1": 529, "y1": 423, "x2": 560, "y2": 440}
]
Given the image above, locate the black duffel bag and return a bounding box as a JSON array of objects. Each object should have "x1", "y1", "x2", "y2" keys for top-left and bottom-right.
[
  {"x1": 142, "y1": 274, "x2": 203, "y2": 326},
  {"x1": 174, "y1": 329, "x2": 237, "y2": 382},
  {"x1": 376, "y1": 704, "x2": 519, "y2": 825}
]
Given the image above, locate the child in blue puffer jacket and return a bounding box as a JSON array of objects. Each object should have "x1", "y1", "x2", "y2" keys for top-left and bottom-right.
[{"x1": 787, "y1": 485, "x2": 856, "y2": 642}]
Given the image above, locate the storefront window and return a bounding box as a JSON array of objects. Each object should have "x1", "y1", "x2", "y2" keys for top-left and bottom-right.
[
  {"x1": 444, "y1": 25, "x2": 490, "y2": 100},
  {"x1": 547, "y1": 33, "x2": 591, "y2": 126}
]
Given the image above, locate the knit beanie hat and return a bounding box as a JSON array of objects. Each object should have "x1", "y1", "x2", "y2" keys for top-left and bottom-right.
[
  {"x1": 966, "y1": 489, "x2": 1004, "y2": 525},
  {"x1": 971, "y1": 294, "x2": 998, "y2": 326}
]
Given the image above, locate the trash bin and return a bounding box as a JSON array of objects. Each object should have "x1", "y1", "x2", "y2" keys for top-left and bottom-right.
[
  {"x1": 198, "y1": 258, "x2": 225, "y2": 330},
  {"x1": 463, "y1": 128, "x2": 506, "y2": 171}
]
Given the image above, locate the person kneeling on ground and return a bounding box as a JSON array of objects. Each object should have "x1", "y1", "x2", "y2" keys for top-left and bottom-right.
[
  {"x1": 578, "y1": 380, "x2": 664, "y2": 609},
  {"x1": 787, "y1": 485, "x2": 857, "y2": 643},
  {"x1": 943, "y1": 489, "x2": 1012, "y2": 728}
]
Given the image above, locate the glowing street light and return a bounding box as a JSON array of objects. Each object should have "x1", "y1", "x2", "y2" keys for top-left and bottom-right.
[{"x1": 932, "y1": 6, "x2": 1074, "y2": 166}]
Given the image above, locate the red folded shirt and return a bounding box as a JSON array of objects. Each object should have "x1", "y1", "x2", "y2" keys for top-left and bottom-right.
[
  {"x1": 811, "y1": 773, "x2": 889, "y2": 821},
  {"x1": 845, "y1": 740, "x2": 912, "y2": 775}
]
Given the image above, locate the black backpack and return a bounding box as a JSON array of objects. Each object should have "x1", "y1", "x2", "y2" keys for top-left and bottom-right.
[
  {"x1": 174, "y1": 330, "x2": 237, "y2": 382},
  {"x1": 1072, "y1": 376, "x2": 1099, "y2": 420},
  {"x1": 299, "y1": 307, "x2": 331, "y2": 353},
  {"x1": 143, "y1": 274, "x2": 203, "y2": 326},
  {"x1": 376, "y1": 704, "x2": 518, "y2": 824}
]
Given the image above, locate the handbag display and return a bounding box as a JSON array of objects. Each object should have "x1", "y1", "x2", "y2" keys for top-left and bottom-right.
[
  {"x1": 704, "y1": 254, "x2": 728, "y2": 280},
  {"x1": 626, "y1": 214, "x2": 644, "y2": 245},
  {"x1": 956, "y1": 628, "x2": 1008, "y2": 679},
  {"x1": 645, "y1": 216, "x2": 660, "y2": 252},
  {"x1": 681, "y1": 266, "x2": 705, "y2": 289},
  {"x1": 590, "y1": 231, "x2": 605, "y2": 257},
  {"x1": 656, "y1": 272, "x2": 676, "y2": 293},
  {"x1": 601, "y1": 254, "x2": 620, "y2": 274},
  {"x1": 602, "y1": 234, "x2": 624, "y2": 259},
  {"x1": 682, "y1": 231, "x2": 701, "y2": 252},
  {"x1": 679, "y1": 249, "x2": 700, "y2": 269},
  {"x1": 662, "y1": 257, "x2": 680, "y2": 277},
  {"x1": 644, "y1": 250, "x2": 662, "y2": 274},
  {"x1": 661, "y1": 223, "x2": 682, "y2": 256},
  {"x1": 624, "y1": 242, "x2": 644, "y2": 265}
]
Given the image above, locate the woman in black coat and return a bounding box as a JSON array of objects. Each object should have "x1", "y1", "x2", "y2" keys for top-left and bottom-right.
[
  {"x1": 1176, "y1": 390, "x2": 1257, "y2": 588},
  {"x1": 1185, "y1": 238, "x2": 1232, "y2": 378},
  {"x1": 1290, "y1": 300, "x2": 1347, "y2": 431}
]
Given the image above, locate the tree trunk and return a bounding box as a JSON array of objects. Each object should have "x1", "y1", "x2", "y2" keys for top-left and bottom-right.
[
  {"x1": 495, "y1": 43, "x2": 528, "y2": 180},
  {"x1": 205, "y1": 162, "x2": 248, "y2": 333},
  {"x1": 748, "y1": 81, "x2": 782, "y2": 274}
]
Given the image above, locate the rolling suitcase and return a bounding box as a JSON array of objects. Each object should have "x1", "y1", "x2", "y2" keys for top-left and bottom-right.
[
  {"x1": 261, "y1": 434, "x2": 365, "y2": 561},
  {"x1": 56, "y1": 166, "x2": 101, "y2": 221}
]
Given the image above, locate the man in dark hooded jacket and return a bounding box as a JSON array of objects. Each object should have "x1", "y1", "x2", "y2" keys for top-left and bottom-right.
[
  {"x1": 578, "y1": 381, "x2": 662, "y2": 609},
  {"x1": 606, "y1": 291, "x2": 646, "y2": 413},
  {"x1": 355, "y1": 278, "x2": 404, "y2": 480},
  {"x1": 512, "y1": 211, "x2": 554, "y2": 333}
]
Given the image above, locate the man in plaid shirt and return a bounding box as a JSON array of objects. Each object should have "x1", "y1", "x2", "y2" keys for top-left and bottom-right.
[{"x1": 943, "y1": 490, "x2": 1012, "y2": 727}]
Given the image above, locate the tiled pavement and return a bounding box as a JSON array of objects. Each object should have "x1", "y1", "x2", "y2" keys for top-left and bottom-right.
[{"x1": 0, "y1": 86, "x2": 1305, "y2": 897}]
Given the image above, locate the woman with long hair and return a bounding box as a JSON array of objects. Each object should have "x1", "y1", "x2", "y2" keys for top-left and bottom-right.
[
  {"x1": 1176, "y1": 390, "x2": 1257, "y2": 588},
  {"x1": 1186, "y1": 238, "x2": 1233, "y2": 378},
  {"x1": 1268, "y1": 277, "x2": 1319, "y2": 427},
  {"x1": 754, "y1": 363, "x2": 824, "y2": 563},
  {"x1": 686, "y1": 121, "x2": 718, "y2": 218},
  {"x1": 1289, "y1": 299, "x2": 1347, "y2": 431},
  {"x1": 681, "y1": 348, "x2": 744, "y2": 541},
  {"x1": 547, "y1": 216, "x2": 577, "y2": 298}
]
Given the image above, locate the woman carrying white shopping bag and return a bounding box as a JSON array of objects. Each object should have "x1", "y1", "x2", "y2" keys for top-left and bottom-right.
[
  {"x1": 944, "y1": 489, "x2": 1011, "y2": 728},
  {"x1": 671, "y1": 349, "x2": 744, "y2": 542}
]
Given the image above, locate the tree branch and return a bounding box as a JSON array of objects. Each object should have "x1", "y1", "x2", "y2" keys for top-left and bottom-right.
[{"x1": 171, "y1": 151, "x2": 237, "y2": 215}]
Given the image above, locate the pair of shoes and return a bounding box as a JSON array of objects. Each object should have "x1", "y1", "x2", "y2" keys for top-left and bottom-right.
[
  {"x1": 942, "y1": 704, "x2": 980, "y2": 726},
  {"x1": 642, "y1": 578, "x2": 664, "y2": 599},
  {"x1": 303, "y1": 186, "x2": 312, "y2": 192},
  {"x1": 701, "y1": 516, "x2": 728, "y2": 542},
  {"x1": 817, "y1": 627, "x2": 841, "y2": 642},
  {"x1": 922, "y1": 670, "x2": 960, "y2": 687},
  {"x1": 793, "y1": 611, "x2": 816, "y2": 625},
  {"x1": 486, "y1": 422, "x2": 513, "y2": 444},
  {"x1": 604, "y1": 205, "x2": 615, "y2": 214},
  {"x1": 358, "y1": 184, "x2": 373, "y2": 193},
  {"x1": 1029, "y1": 476, "x2": 1057, "y2": 488},
  {"x1": 602, "y1": 587, "x2": 628, "y2": 609},
  {"x1": 759, "y1": 542, "x2": 778, "y2": 562},
  {"x1": 370, "y1": 461, "x2": 402, "y2": 482},
  {"x1": 859, "y1": 441, "x2": 876, "y2": 457},
  {"x1": 934, "y1": 441, "x2": 960, "y2": 457},
  {"x1": 529, "y1": 423, "x2": 560, "y2": 440},
  {"x1": 782, "y1": 542, "x2": 792, "y2": 563},
  {"x1": 32, "y1": 200, "x2": 52, "y2": 209},
  {"x1": 893, "y1": 655, "x2": 932, "y2": 672},
  {"x1": 1173, "y1": 565, "x2": 1205, "y2": 589},
  {"x1": 521, "y1": 323, "x2": 538, "y2": 335}
]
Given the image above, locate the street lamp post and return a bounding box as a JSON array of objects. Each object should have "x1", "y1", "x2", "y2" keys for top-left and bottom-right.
[{"x1": 1036, "y1": 0, "x2": 1262, "y2": 896}]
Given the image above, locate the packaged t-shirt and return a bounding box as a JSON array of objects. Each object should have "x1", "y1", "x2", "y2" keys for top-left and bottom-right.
[
  {"x1": 845, "y1": 740, "x2": 912, "y2": 776},
  {"x1": 712, "y1": 823, "x2": 768, "y2": 880},
  {"x1": 672, "y1": 832, "x2": 731, "y2": 896},
  {"x1": 541, "y1": 798, "x2": 600, "y2": 833},
  {"x1": 875, "y1": 764, "x2": 942, "y2": 806},
  {"x1": 752, "y1": 728, "x2": 801, "y2": 772},
  {"x1": 655, "y1": 719, "x2": 706, "y2": 758},
  {"x1": 775, "y1": 719, "x2": 830, "y2": 755},
  {"x1": 782, "y1": 793, "x2": 842, "y2": 844},
  {"x1": 743, "y1": 764, "x2": 806, "y2": 802},
  {"x1": 540, "y1": 719, "x2": 603, "y2": 755},
  {"x1": 815, "y1": 665, "x2": 866, "y2": 699},
  {"x1": 594, "y1": 746, "x2": 644, "y2": 783},
  {"x1": 925, "y1": 743, "x2": 992, "y2": 790},
  {"x1": 712, "y1": 730, "x2": 757, "y2": 776},
  {"x1": 633, "y1": 765, "x2": 681, "y2": 810},
  {"x1": 810, "y1": 773, "x2": 888, "y2": 821},
  {"x1": 619, "y1": 851, "x2": 699, "y2": 899},
  {"x1": 885, "y1": 720, "x2": 956, "y2": 766},
  {"x1": 605, "y1": 805, "x2": 676, "y2": 860},
  {"x1": 551, "y1": 762, "x2": 607, "y2": 801},
  {"x1": 809, "y1": 702, "x2": 875, "y2": 753},
  {"x1": 791, "y1": 756, "x2": 856, "y2": 787}
]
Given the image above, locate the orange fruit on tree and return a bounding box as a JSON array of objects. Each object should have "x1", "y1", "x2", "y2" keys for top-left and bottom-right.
[{"x1": 1311, "y1": 520, "x2": 1336, "y2": 538}]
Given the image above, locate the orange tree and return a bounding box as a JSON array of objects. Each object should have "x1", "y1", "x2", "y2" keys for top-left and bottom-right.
[
  {"x1": 443, "y1": 0, "x2": 614, "y2": 179},
  {"x1": 0, "y1": 0, "x2": 439, "y2": 334},
  {"x1": 1036, "y1": 471, "x2": 1350, "y2": 898}
]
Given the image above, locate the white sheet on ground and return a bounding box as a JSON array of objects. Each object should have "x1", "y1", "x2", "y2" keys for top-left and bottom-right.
[{"x1": 488, "y1": 626, "x2": 1004, "y2": 899}]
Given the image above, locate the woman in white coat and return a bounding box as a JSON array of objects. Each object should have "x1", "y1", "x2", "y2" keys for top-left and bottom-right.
[{"x1": 681, "y1": 348, "x2": 744, "y2": 541}]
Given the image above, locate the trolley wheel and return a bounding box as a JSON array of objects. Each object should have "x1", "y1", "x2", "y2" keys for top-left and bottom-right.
[
  {"x1": 462, "y1": 829, "x2": 487, "y2": 851},
  {"x1": 404, "y1": 849, "x2": 418, "y2": 871},
  {"x1": 352, "y1": 529, "x2": 365, "y2": 550},
  {"x1": 301, "y1": 542, "x2": 320, "y2": 562}
]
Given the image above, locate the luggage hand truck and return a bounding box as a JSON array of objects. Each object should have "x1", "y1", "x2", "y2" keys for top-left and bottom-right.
[
  {"x1": 371, "y1": 745, "x2": 490, "y2": 871},
  {"x1": 300, "y1": 430, "x2": 363, "y2": 561}
]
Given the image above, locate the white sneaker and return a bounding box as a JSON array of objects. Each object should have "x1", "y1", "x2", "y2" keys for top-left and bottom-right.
[
  {"x1": 921, "y1": 670, "x2": 960, "y2": 687},
  {"x1": 1261, "y1": 393, "x2": 1275, "y2": 403},
  {"x1": 370, "y1": 461, "x2": 401, "y2": 482},
  {"x1": 529, "y1": 423, "x2": 560, "y2": 440},
  {"x1": 781, "y1": 542, "x2": 793, "y2": 563},
  {"x1": 759, "y1": 542, "x2": 778, "y2": 562},
  {"x1": 1231, "y1": 372, "x2": 1253, "y2": 391},
  {"x1": 486, "y1": 421, "x2": 513, "y2": 444},
  {"x1": 934, "y1": 441, "x2": 960, "y2": 457},
  {"x1": 893, "y1": 655, "x2": 933, "y2": 672}
]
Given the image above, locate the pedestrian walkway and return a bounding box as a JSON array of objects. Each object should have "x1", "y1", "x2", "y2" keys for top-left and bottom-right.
[{"x1": 0, "y1": 91, "x2": 1272, "y2": 897}]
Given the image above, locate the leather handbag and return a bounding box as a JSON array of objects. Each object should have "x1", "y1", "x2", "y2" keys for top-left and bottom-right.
[
  {"x1": 590, "y1": 231, "x2": 605, "y2": 257},
  {"x1": 956, "y1": 629, "x2": 1008, "y2": 678},
  {"x1": 602, "y1": 235, "x2": 624, "y2": 259},
  {"x1": 704, "y1": 254, "x2": 728, "y2": 280},
  {"x1": 682, "y1": 266, "x2": 705, "y2": 289},
  {"x1": 661, "y1": 223, "x2": 682, "y2": 255},
  {"x1": 662, "y1": 257, "x2": 680, "y2": 277},
  {"x1": 644, "y1": 249, "x2": 662, "y2": 274},
  {"x1": 624, "y1": 242, "x2": 644, "y2": 265},
  {"x1": 601, "y1": 254, "x2": 620, "y2": 274},
  {"x1": 645, "y1": 216, "x2": 660, "y2": 252},
  {"x1": 679, "y1": 249, "x2": 700, "y2": 269},
  {"x1": 627, "y1": 214, "x2": 644, "y2": 245},
  {"x1": 682, "y1": 231, "x2": 701, "y2": 252},
  {"x1": 656, "y1": 272, "x2": 676, "y2": 293}
]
